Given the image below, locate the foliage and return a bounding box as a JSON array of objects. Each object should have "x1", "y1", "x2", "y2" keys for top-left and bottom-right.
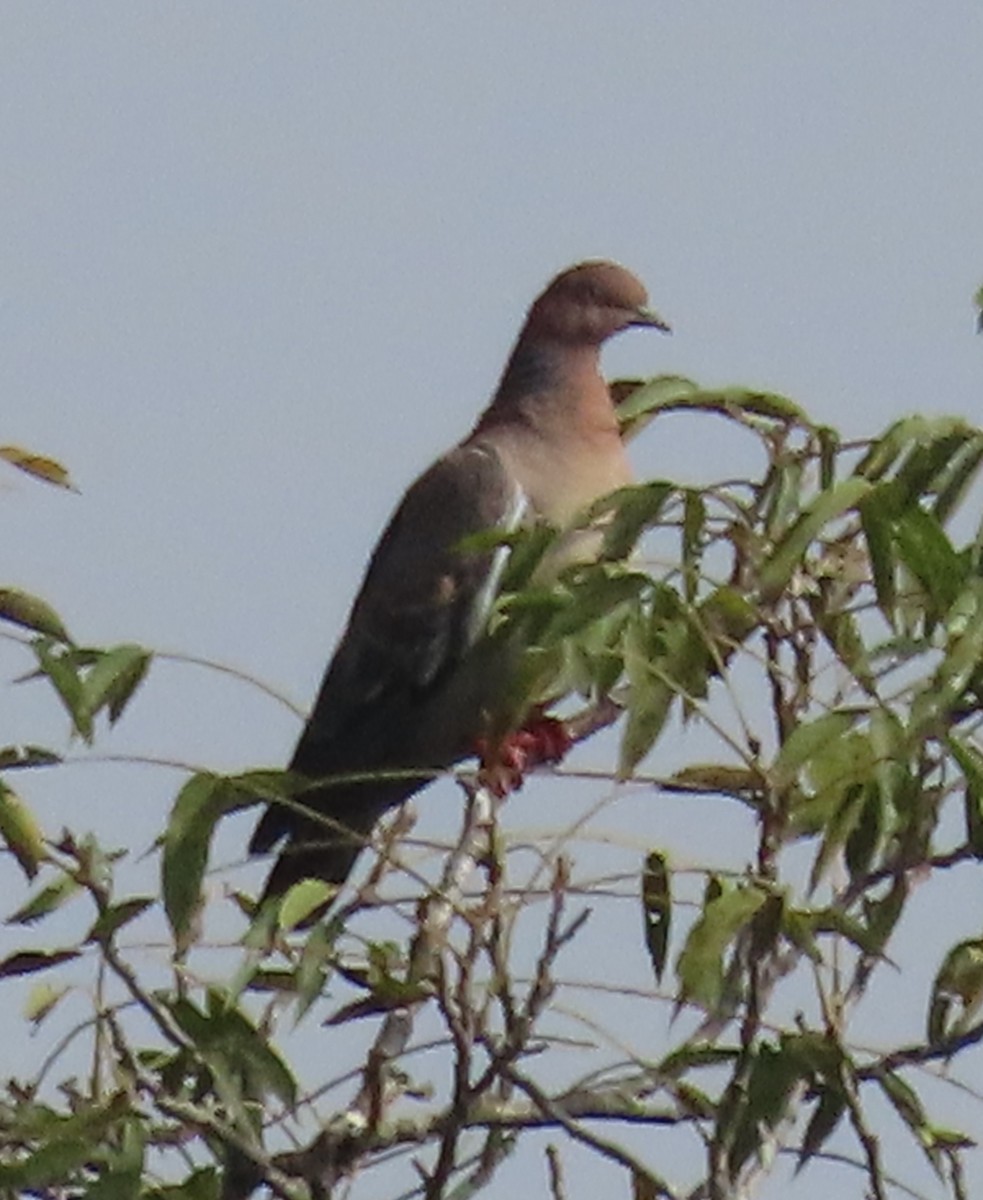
[{"x1": 4, "y1": 373, "x2": 983, "y2": 1200}]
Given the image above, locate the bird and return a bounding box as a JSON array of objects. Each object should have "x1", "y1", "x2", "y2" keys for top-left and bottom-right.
[{"x1": 249, "y1": 260, "x2": 669, "y2": 909}]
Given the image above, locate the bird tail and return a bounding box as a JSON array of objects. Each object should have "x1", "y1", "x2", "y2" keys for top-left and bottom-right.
[
  {"x1": 256, "y1": 831, "x2": 364, "y2": 910},
  {"x1": 250, "y1": 783, "x2": 419, "y2": 914}
]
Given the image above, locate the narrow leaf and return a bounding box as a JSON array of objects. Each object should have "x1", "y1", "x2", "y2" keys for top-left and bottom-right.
[
  {"x1": 162, "y1": 773, "x2": 227, "y2": 948},
  {"x1": 771, "y1": 711, "x2": 859, "y2": 789},
  {"x1": 0, "y1": 588, "x2": 72, "y2": 643},
  {"x1": 859, "y1": 493, "x2": 897, "y2": 620},
  {"x1": 0, "y1": 947, "x2": 80, "y2": 978},
  {"x1": 0, "y1": 444, "x2": 78, "y2": 491},
  {"x1": 0, "y1": 780, "x2": 47, "y2": 879},
  {"x1": 676, "y1": 885, "x2": 768, "y2": 1010},
  {"x1": 947, "y1": 732, "x2": 983, "y2": 856},
  {"x1": 759, "y1": 478, "x2": 871, "y2": 600},
  {"x1": 797, "y1": 1088, "x2": 847, "y2": 1172},
  {"x1": 892, "y1": 506, "x2": 963, "y2": 614},
  {"x1": 612, "y1": 374, "x2": 701, "y2": 430},
  {"x1": 682, "y1": 489, "x2": 705, "y2": 603},
  {"x1": 23, "y1": 981, "x2": 70, "y2": 1028},
  {"x1": 86, "y1": 897, "x2": 155, "y2": 944},
  {"x1": 0, "y1": 744, "x2": 62, "y2": 769},
  {"x1": 597, "y1": 481, "x2": 674, "y2": 561},
  {"x1": 641, "y1": 852, "x2": 671, "y2": 982},
  {"x1": 81, "y1": 644, "x2": 152, "y2": 725},
  {"x1": 6, "y1": 873, "x2": 82, "y2": 925}
]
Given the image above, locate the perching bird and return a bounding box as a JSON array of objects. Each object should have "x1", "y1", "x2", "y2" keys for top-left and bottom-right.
[{"x1": 250, "y1": 260, "x2": 669, "y2": 906}]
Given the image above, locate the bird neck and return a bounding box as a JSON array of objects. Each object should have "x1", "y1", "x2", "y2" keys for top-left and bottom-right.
[{"x1": 478, "y1": 338, "x2": 615, "y2": 438}]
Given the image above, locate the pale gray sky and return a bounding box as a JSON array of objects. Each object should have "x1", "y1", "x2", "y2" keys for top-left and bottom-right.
[{"x1": 2, "y1": 5, "x2": 982, "y2": 1197}]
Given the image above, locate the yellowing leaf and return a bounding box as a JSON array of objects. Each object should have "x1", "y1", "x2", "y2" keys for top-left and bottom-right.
[
  {"x1": 277, "y1": 879, "x2": 336, "y2": 931},
  {"x1": 0, "y1": 588, "x2": 73, "y2": 643},
  {"x1": 0, "y1": 445, "x2": 78, "y2": 491},
  {"x1": 0, "y1": 781, "x2": 47, "y2": 879},
  {"x1": 24, "y1": 981, "x2": 69, "y2": 1028}
]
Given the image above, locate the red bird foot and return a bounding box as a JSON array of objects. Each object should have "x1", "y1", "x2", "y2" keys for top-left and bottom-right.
[{"x1": 476, "y1": 715, "x2": 573, "y2": 798}]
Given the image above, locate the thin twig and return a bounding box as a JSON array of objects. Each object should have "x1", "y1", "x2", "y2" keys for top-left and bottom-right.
[{"x1": 545, "y1": 1144, "x2": 566, "y2": 1200}]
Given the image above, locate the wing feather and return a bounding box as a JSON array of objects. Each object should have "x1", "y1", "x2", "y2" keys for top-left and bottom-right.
[{"x1": 249, "y1": 441, "x2": 523, "y2": 856}]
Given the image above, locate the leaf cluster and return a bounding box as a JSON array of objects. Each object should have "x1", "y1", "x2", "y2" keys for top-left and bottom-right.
[{"x1": 5, "y1": 389, "x2": 983, "y2": 1198}]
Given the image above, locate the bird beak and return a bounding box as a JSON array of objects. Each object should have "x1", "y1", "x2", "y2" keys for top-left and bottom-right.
[{"x1": 630, "y1": 306, "x2": 671, "y2": 333}]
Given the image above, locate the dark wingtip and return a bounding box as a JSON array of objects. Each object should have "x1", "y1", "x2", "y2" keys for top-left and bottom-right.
[
  {"x1": 256, "y1": 836, "x2": 364, "y2": 908},
  {"x1": 248, "y1": 805, "x2": 287, "y2": 856}
]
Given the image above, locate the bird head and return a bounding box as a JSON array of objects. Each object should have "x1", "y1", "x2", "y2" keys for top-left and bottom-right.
[{"x1": 524, "y1": 260, "x2": 670, "y2": 346}]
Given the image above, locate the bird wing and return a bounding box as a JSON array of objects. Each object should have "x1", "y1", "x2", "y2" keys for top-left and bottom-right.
[
  {"x1": 319, "y1": 442, "x2": 524, "y2": 718},
  {"x1": 249, "y1": 441, "x2": 524, "y2": 855}
]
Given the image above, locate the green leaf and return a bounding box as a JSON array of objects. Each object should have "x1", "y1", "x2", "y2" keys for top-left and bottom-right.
[
  {"x1": 277, "y1": 879, "x2": 336, "y2": 932},
  {"x1": 216, "y1": 1003, "x2": 297, "y2": 1111},
  {"x1": 760, "y1": 459, "x2": 806, "y2": 540},
  {"x1": 546, "y1": 565, "x2": 647, "y2": 638},
  {"x1": 708, "y1": 388, "x2": 806, "y2": 423},
  {"x1": 7, "y1": 872, "x2": 83, "y2": 925},
  {"x1": 144, "y1": 1167, "x2": 220, "y2": 1200},
  {"x1": 0, "y1": 587, "x2": 72, "y2": 642},
  {"x1": 166, "y1": 990, "x2": 297, "y2": 1111},
  {"x1": 677, "y1": 387, "x2": 807, "y2": 424},
  {"x1": 596, "y1": 481, "x2": 674, "y2": 561},
  {"x1": 34, "y1": 640, "x2": 91, "y2": 741},
  {"x1": 771, "y1": 711, "x2": 860, "y2": 789},
  {"x1": 854, "y1": 419, "x2": 910, "y2": 482},
  {"x1": 860, "y1": 878, "x2": 906, "y2": 955},
  {"x1": 928, "y1": 938, "x2": 983, "y2": 1043},
  {"x1": 0, "y1": 744, "x2": 63, "y2": 770},
  {"x1": 658, "y1": 1043, "x2": 739, "y2": 1077},
  {"x1": 80, "y1": 644, "x2": 152, "y2": 725},
  {"x1": 162, "y1": 773, "x2": 229, "y2": 949},
  {"x1": 876, "y1": 1070, "x2": 942, "y2": 1175},
  {"x1": 809, "y1": 783, "x2": 867, "y2": 893},
  {"x1": 893, "y1": 422, "x2": 977, "y2": 504},
  {"x1": 868, "y1": 706, "x2": 905, "y2": 814},
  {"x1": 817, "y1": 426, "x2": 840, "y2": 491},
  {"x1": 81, "y1": 1120, "x2": 145, "y2": 1199},
  {"x1": 23, "y1": 980, "x2": 70, "y2": 1027},
  {"x1": 947, "y1": 732, "x2": 983, "y2": 856},
  {"x1": 682, "y1": 489, "x2": 705, "y2": 602},
  {"x1": 612, "y1": 374, "x2": 701, "y2": 430},
  {"x1": 797, "y1": 1087, "x2": 847, "y2": 1172},
  {"x1": 85, "y1": 897, "x2": 155, "y2": 944},
  {"x1": 294, "y1": 921, "x2": 337, "y2": 1023},
  {"x1": 488, "y1": 522, "x2": 561, "y2": 594},
  {"x1": 914, "y1": 581, "x2": 983, "y2": 732},
  {"x1": 676, "y1": 884, "x2": 768, "y2": 1011},
  {"x1": 932, "y1": 434, "x2": 983, "y2": 524},
  {"x1": 859, "y1": 492, "x2": 898, "y2": 620},
  {"x1": 759, "y1": 477, "x2": 871, "y2": 601},
  {"x1": 892, "y1": 506, "x2": 964, "y2": 615},
  {"x1": 225, "y1": 768, "x2": 299, "y2": 810},
  {"x1": 0, "y1": 779, "x2": 47, "y2": 879},
  {"x1": 0, "y1": 1137, "x2": 94, "y2": 1189},
  {"x1": 666, "y1": 763, "x2": 763, "y2": 803},
  {"x1": 641, "y1": 852, "x2": 671, "y2": 983},
  {"x1": 810, "y1": 603, "x2": 875, "y2": 694},
  {"x1": 844, "y1": 787, "x2": 884, "y2": 882},
  {"x1": 727, "y1": 1040, "x2": 807, "y2": 1178},
  {"x1": 856, "y1": 416, "x2": 973, "y2": 492},
  {"x1": 698, "y1": 586, "x2": 758, "y2": 656},
  {"x1": 618, "y1": 609, "x2": 678, "y2": 775}
]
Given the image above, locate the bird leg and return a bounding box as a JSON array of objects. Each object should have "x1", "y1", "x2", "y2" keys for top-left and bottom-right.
[{"x1": 475, "y1": 709, "x2": 573, "y2": 798}]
